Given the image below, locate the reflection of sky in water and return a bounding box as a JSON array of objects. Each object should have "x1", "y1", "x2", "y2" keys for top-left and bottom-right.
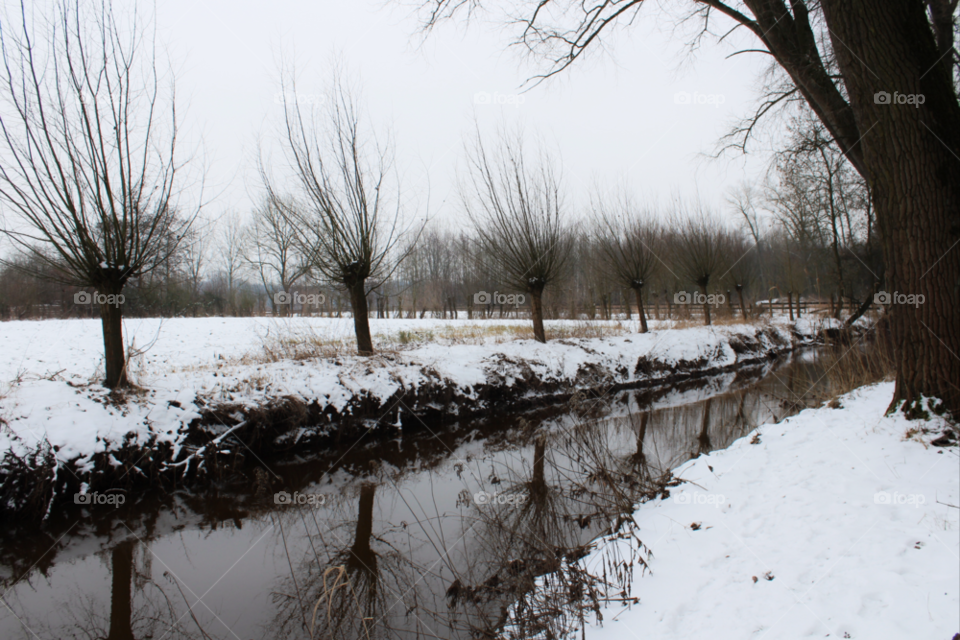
[{"x1": 0, "y1": 351, "x2": 834, "y2": 639}]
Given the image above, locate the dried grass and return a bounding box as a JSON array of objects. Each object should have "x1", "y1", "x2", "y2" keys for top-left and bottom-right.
[
  {"x1": 239, "y1": 314, "x2": 802, "y2": 367},
  {"x1": 653, "y1": 314, "x2": 768, "y2": 330},
  {"x1": 251, "y1": 320, "x2": 648, "y2": 363},
  {"x1": 811, "y1": 337, "x2": 894, "y2": 404}
]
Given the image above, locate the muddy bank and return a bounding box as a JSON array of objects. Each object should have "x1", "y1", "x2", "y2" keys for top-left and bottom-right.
[{"x1": 0, "y1": 321, "x2": 848, "y2": 521}]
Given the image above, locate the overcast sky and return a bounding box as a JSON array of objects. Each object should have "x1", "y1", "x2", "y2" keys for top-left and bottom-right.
[{"x1": 151, "y1": 0, "x2": 776, "y2": 227}]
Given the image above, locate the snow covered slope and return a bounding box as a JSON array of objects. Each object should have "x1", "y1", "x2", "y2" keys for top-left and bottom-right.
[{"x1": 572, "y1": 382, "x2": 958, "y2": 640}]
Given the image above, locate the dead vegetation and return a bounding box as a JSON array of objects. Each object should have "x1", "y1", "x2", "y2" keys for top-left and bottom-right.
[
  {"x1": 251, "y1": 320, "x2": 640, "y2": 363},
  {"x1": 248, "y1": 315, "x2": 816, "y2": 365}
]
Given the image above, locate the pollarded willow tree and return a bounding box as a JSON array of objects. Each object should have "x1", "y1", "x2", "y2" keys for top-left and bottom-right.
[
  {"x1": 669, "y1": 207, "x2": 734, "y2": 326},
  {"x1": 592, "y1": 191, "x2": 663, "y2": 333},
  {"x1": 264, "y1": 76, "x2": 418, "y2": 355},
  {"x1": 0, "y1": 0, "x2": 196, "y2": 388},
  {"x1": 462, "y1": 130, "x2": 571, "y2": 343},
  {"x1": 411, "y1": 0, "x2": 960, "y2": 418},
  {"x1": 723, "y1": 232, "x2": 758, "y2": 320}
]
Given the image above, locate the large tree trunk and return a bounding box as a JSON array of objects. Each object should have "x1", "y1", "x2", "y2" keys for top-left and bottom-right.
[
  {"x1": 530, "y1": 289, "x2": 547, "y2": 343},
  {"x1": 100, "y1": 283, "x2": 128, "y2": 389},
  {"x1": 350, "y1": 282, "x2": 375, "y2": 355},
  {"x1": 822, "y1": 0, "x2": 960, "y2": 417},
  {"x1": 634, "y1": 287, "x2": 648, "y2": 333}
]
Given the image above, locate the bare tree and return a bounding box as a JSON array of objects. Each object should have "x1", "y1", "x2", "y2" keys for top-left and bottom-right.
[
  {"x1": 726, "y1": 182, "x2": 767, "y2": 248},
  {"x1": 669, "y1": 206, "x2": 732, "y2": 326},
  {"x1": 725, "y1": 182, "x2": 768, "y2": 316},
  {"x1": 244, "y1": 195, "x2": 310, "y2": 317},
  {"x1": 774, "y1": 113, "x2": 877, "y2": 319},
  {"x1": 721, "y1": 233, "x2": 758, "y2": 320},
  {"x1": 265, "y1": 74, "x2": 417, "y2": 354},
  {"x1": 461, "y1": 130, "x2": 571, "y2": 342},
  {"x1": 417, "y1": 226, "x2": 455, "y2": 317},
  {"x1": 592, "y1": 191, "x2": 664, "y2": 332},
  {"x1": 214, "y1": 211, "x2": 247, "y2": 315},
  {"x1": 182, "y1": 226, "x2": 207, "y2": 316},
  {"x1": 767, "y1": 229, "x2": 809, "y2": 320},
  {"x1": 0, "y1": 0, "x2": 196, "y2": 388}
]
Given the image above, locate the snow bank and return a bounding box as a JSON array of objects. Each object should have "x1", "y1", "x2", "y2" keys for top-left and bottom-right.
[
  {"x1": 0, "y1": 317, "x2": 836, "y2": 518},
  {"x1": 564, "y1": 382, "x2": 959, "y2": 640}
]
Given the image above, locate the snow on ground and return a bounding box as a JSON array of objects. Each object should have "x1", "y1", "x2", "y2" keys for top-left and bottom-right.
[
  {"x1": 0, "y1": 315, "x2": 832, "y2": 485},
  {"x1": 574, "y1": 382, "x2": 959, "y2": 640},
  {"x1": 1, "y1": 314, "x2": 838, "y2": 382},
  {"x1": 0, "y1": 316, "x2": 666, "y2": 381}
]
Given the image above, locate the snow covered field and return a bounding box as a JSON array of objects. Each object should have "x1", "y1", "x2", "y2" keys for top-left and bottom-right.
[
  {"x1": 568, "y1": 382, "x2": 959, "y2": 640},
  {"x1": 0, "y1": 315, "x2": 670, "y2": 382}
]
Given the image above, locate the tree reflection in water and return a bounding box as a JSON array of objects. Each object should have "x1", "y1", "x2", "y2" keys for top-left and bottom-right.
[
  {"x1": 269, "y1": 479, "x2": 434, "y2": 640},
  {"x1": 266, "y1": 381, "x2": 796, "y2": 639},
  {"x1": 105, "y1": 540, "x2": 135, "y2": 640},
  {"x1": 0, "y1": 536, "x2": 218, "y2": 640}
]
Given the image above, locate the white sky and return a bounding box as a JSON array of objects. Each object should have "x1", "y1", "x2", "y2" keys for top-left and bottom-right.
[{"x1": 156, "y1": 1, "x2": 776, "y2": 226}]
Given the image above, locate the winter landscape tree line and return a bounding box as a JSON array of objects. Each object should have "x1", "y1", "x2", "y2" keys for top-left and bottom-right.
[
  {"x1": 0, "y1": 151, "x2": 879, "y2": 328},
  {"x1": 0, "y1": 78, "x2": 879, "y2": 335}
]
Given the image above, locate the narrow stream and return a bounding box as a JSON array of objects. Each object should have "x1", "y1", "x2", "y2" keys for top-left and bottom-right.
[{"x1": 0, "y1": 349, "x2": 836, "y2": 639}]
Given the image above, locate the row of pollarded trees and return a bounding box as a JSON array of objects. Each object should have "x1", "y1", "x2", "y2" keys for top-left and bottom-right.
[
  {"x1": 450, "y1": 126, "x2": 872, "y2": 341},
  {"x1": 0, "y1": 99, "x2": 876, "y2": 345}
]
